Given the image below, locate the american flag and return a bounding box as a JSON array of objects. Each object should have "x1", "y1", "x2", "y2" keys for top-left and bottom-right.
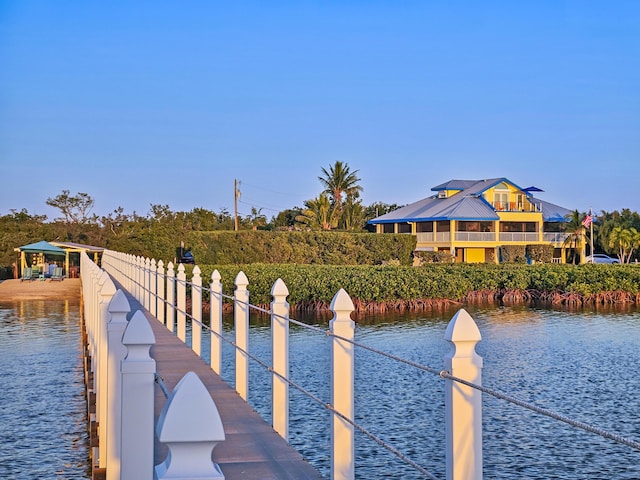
[{"x1": 582, "y1": 214, "x2": 593, "y2": 228}]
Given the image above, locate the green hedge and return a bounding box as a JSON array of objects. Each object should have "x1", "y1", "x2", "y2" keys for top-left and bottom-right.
[
  {"x1": 183, "y1": 263, "x2": 640, "y2": 307},
  {"x1": 186, "y1": 231, "x2": 416, "y2": 266}
]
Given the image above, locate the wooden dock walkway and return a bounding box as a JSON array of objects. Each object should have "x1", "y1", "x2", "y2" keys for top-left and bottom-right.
[
  {"x1": 119, "y1": 287, "x2": 325, "y2": 480},
  {"x1": 0, "y1": 278, "x2": 324, "y2": 479}
]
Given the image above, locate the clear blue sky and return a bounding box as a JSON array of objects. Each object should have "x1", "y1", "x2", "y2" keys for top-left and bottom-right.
[{"x1": 1, "y1": 1, "x2": 639, "y2": 221}]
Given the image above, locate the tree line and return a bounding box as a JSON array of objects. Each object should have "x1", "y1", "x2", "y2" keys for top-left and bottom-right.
[{"x1": 2, "y1": 161, "x2": 640, "y2": 266}]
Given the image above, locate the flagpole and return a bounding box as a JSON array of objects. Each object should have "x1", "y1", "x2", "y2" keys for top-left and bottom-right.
[{"x1": 590, "y1": 207, "x2": 594, "y2": 257}]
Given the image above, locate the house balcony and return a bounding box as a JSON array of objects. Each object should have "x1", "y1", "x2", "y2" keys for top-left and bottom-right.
[
  {"x1": 416, "y1": 232, "x2": 451, "y2": 243},
  {"x1": 543, "y1": 232, "x2": 570, "y2": 244},
  {"x1": 455, "y1": 232, "x2": 496, "y2": 242},
  {"x1": 493, "y1": 201, "x2": 542, "y2": 212},
  {"x1": 416, "y1": 231, "x2": 561, "y2": 244},
  {"x1": 498, "y1": 232, "x2": 540, "y2": 242}
]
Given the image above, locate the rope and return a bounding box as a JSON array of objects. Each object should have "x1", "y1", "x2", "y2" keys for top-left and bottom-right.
[
  {"x1": 230, "y1": 339, "x2": 439, "y2": 480},
  {"x1": 154, "y1": 373, "x2": 170, "y2": 399},
  {"x1": 105, "y1": 257, "x2": 640, "y2": 465},
  {"x1": 440, "y1": 371, "x2": 640, "y2": 451}
]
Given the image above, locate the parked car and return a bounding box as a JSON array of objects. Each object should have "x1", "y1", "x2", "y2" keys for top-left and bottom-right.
[
  {"x1": 180, "y1": 251, "x2": 195, "y2": 264},
  {"x1": 585, "y1": 254, "x2": 620, "y2": 264}
]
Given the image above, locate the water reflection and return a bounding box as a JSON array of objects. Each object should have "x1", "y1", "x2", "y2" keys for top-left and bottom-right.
[{"x1": 0, "y1": 300, "x2": 89, "y2": 480}]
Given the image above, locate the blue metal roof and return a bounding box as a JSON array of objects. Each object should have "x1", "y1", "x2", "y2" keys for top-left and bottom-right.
[{"x1": 368, "y1": 178, "x2": 571, "y2": 224}]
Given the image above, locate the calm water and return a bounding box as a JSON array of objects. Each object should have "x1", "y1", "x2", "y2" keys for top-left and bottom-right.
[
  {"x1": 201, "y1": 305, "x2": 640, "y2": 479},
  {"x1": 0, "y1": 300, "x2": 89, "y2": 480},
  {"x1": 2, "y1": 299, "x2": 639, "y2": 479}
]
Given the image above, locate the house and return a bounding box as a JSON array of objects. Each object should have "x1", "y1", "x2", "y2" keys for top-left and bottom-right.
[{"x1": 368, "y1": 178, "x2": 579, "y2": 264}]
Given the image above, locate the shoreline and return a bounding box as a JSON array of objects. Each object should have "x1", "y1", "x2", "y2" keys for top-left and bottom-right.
[{"x1": 0, "y1": 278, "x2": 82, "y2": 301}]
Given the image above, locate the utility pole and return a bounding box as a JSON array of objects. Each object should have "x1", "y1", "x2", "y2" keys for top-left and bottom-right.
[{"x1": 234, "y1": 179, "x2": 240, "y2": 231}]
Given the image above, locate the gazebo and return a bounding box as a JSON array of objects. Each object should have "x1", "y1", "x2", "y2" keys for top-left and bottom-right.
[
  {"x1": 14, "y1": 241, "x2": 67, "y2": 278},
  {"x1": 14, "y1": 240, "x2": 104, "y2": 279}
]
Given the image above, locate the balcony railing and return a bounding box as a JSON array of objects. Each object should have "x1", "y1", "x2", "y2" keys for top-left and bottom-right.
[
  {"x1": 543, "y1": 232, "x2": 570, "y2": 244},
  {"x1": 493, "y1": 201, "x2": 542, "y2": 212},
  {"x1": 455, "y1": 232, "x2": 496, "y2": 242},
  {"x1": 499, "y1": 232, "x2": 540, "y2": 242},
  {"x1": 416, "y1": 232, "x2": 451, "y2": 243},
  {"x1": 416, "y1": 231, "x2": 565, "y2": 244}
]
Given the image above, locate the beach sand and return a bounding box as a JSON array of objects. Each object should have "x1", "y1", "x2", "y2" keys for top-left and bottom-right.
[{"x1": 0, "y1": 278, "x2": 81, "y2": 301}]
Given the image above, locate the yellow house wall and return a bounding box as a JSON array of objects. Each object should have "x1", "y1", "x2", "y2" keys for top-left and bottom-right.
[{"x1": 465, "y1": 248, "x2": 486, "y2": 263}]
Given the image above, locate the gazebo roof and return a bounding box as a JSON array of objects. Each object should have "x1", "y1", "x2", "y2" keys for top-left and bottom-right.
[{"x1": 16, "y1": 240, "x2": 67, "y2": 256}]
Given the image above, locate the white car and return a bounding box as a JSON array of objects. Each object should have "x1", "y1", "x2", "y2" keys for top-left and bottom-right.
[{"x1": 585, "y1": 254, "x2": 620, "y2": 264}]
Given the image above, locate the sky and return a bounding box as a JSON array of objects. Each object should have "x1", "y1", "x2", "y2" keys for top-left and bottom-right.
[{"x1": 1, "y1": 1, "x2": 639, "y2": 222}]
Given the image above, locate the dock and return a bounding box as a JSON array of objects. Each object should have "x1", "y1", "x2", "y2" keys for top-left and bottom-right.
[{"x1": 0, "y1": 278, "x2": 324, "y2": 479}]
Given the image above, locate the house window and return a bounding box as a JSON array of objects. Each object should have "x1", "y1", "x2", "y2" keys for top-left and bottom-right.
[
  {"x1": 383, "y1": 223, "x2": 395, "y2": 233},
  {"x1": 397, "y1": 223, "x2": 411, "y2": 234},
  {"x1": 459, "y1": 221, "x2": 493, "y2": 232},
  {"x1": 436, "y1": 221, "x2": 450, "y2": 232},
  {"x1": 416, "y1": 222, "x2": 433, "y2": 233}
]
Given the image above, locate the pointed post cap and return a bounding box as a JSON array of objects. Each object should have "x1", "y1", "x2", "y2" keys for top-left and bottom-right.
[
  {"x1": 156, "y1": 372, "x2": 225, "y2": 442},
  {"x1": 210, "y1": 269, "x2": 221, "y2": 283},
  {"x1": 444, "y1": 308, "x2": 482, "y2": 343},
  {"x1": 330, "y1": 288, "x2": 354, "y2": 315},
  {"x1": 234, "y1": 271, "x2": 249, "y2": 288},
  {"x1": 122, "y1": 310, "x2": 155, "y2": 346},
  {"x1": 271, "y1": 278, "x2": 289, "y2": 298}
]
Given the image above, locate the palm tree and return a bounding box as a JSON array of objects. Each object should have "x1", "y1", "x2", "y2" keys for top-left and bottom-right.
[
  {"x1": 562, "y1": 210, "x2": 585, "y2": 264},
  {"x1": 318, "y1": 161, "x2": 363, "y2": 211},
  {"x1": 608, "y1": 227, "x2": 640, "y2": 263},
  {"x1": 295, "y1": 194, "x2": 336, "y2": 230},
  {"x1": 342, "y1": 196, "x2": 365, "y2": 231}
]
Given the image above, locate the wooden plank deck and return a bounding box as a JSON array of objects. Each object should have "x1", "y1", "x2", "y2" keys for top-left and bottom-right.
[{"x1": 118, "y1": 288, "x2": 325, "y2": 480}]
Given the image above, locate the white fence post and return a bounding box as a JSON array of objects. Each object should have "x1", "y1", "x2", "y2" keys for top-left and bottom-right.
[
  {"x1": 97, "y1": 271, "x2": 117, "y2": 469},
  {"x1": 176, "y1": 264, "x2": 187, "y2": 342},
  {"x1": 444, "y1": 308, "x2": 483, "y2": 480},
  {"x1": 210, "y1": 270, "x2": 223, "y2": 375},
  {"x1": 149, "y1": 259, "x2": 157, "y2": 316},
  {"x1": 330, "y1": 288, "x2": 355, "y2": 480},
  {"x1": 105, "y1": 289, "x2": 131, "y2": 480},
  {"x1": 121, "y1": 310, "x2": 157, "y2": 480},
  {"x1": 155, "y1": 372, "x2": 226, "y2": 480},
  {"x1": 135, "y1": 256, "x2": 142, "y2": 302},
  {"x1": 166, "y1": 262, "x2": 175, "y2": 333},
  {"x1": 157, "y1": 260, "x2": 165, "y2": 325},
  {"x1": 192, "y1": 266, "x2": 202, "y2": 356},
  {"x1": 234, "y1": 271, "x2": 249, "y2": 401},
  {"x1": 143, "y1": 257, "x2": 151, "y2": 311},
  {"x1": 271, "y1": 278, "x2": 290, "y2": 441}
]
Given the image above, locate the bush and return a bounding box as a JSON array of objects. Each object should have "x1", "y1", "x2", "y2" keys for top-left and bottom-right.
[
  {"x1": 526, "y1": 244, "x2": 555, "y2": 263},
  {"x1": 499, "y1": 245, "x2": 527, "y2": 263},
  {"x1": 187, "y1": 231, "x2": 416, "y2": 266},
  {"x1": 414, "y1": 251, "x2": 455, "y2": 264},
  {"x1": 183, "y1": 263, "x2": 640, "y2": 308}
]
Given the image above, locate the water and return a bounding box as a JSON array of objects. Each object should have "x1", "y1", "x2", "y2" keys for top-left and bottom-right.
[
  {"x1": 2, "y1": 299, "x2": 639, "y2": 479},
  {"x1": 0, "y1": 300, "x2": 89, "y2": 480},
  {"x1": 200, "y1": 305, "x2": 640, "y2": 479}
]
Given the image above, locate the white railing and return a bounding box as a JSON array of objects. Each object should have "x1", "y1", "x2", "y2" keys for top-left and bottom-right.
[
  {"x1": 98, "y1": 249, "x2": 640, "y2": 479},
  {"x1": 455, "y1": 232, "x2": 496, "y2": 242},
  {"x1": 80, "y1": 252, "x2": 225, "y2": 480},
  {"x1": 543, "y1": 232, "x2": 570, "y2": 244},
  {"x1": 100, "y1": 249, "x2": 483, "y2": 480},
  {"x1": 416, "y1": 232, "x2": 451, "y2": 243},
  {"x1": 498, "y1": 232, "x2": 540, "y2": 242}
]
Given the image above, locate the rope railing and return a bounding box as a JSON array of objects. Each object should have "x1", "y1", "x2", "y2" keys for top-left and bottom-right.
[
  {"x1": 103, "y1": 258, "x2": 440, "y2": 478},
  {"x1": 154, "y1": 373, "x2": 170, "y2": 399},
  {"x1": 440, "y1": 371, "x2": 640, "y2": 452},
  {"x1": 101, "y1": 251, "x2": 640, "y2": 480}
]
